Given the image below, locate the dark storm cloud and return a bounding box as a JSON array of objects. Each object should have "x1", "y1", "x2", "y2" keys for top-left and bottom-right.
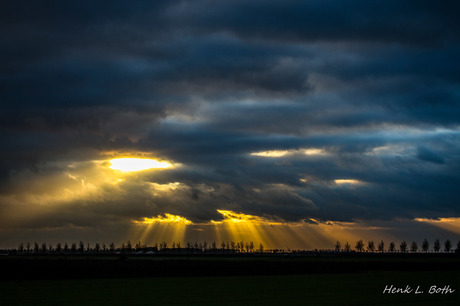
[{"x1": 1, "y1": 0, "x2": 460, "y2": 229}]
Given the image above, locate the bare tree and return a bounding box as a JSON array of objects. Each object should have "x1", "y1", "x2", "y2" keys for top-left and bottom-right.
[
  {"x1": 259, "y1": 243, "x2": 264, "y2": 253},
  {"x1": 109, "y1": 242, "x2": 115, "y2": 252},
  {"x1": 367, "y1": 241, "x2": 375, "y2": 252},
  {"x1": 344, "y1": 242, "x2": 351, "y2": 252},
  {"x1": 399, "y1": 241, "x2": 408, "y2": 253},
  {"x1": 378, "y1": 241, "x2": 385, "y2": 253},
  {"x1": 422, "y1": 238, "x2": 429, "y2": 253},
  {"x1": 388, "y1": 242, "x2": 395, "y2": 253},
  {"x1": 18, "y1": 243, "x2": 24, "y2": 254},
  {"x1": 410, "y1": 241, "x2": 418, "y2": 253},
  {"x1": 79, "y1": 241, "x2": 84, "y2": 253},
  {"x1": 434, "y1": 239, "x2": 441, "y2": 252},
  {"x1": 26, "y1": 242, "x2": 31, "y2": 254},
  {"x1": 444, "y1": 240, "x2": 452, "y2": 253},
  {"x1": 355, "y1": 240, "x2": 364, "y2": 252},
  {"x1": 335, "y1": 241, "x2": 341, "y2": 252}
]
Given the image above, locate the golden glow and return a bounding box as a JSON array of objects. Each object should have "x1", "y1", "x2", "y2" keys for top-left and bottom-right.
[
  {"x1": 414, "y1": 218, "x2": 460, "y2": 235},
  {"x1": 216, "y1": 210, "x2": 282, "y2": 225},
  {"x1": 334, "y1": 179, "x2": 362, "y2": 185},
  {"x1": 250, "y1": 148, "x2": 327, "y2": 158},
  {"x1": 135, "y1": 214, "x2": 193, "y2": 225},
  {"x1": 250, "y1": 150, "x2": 290, "y2": 157},
  {"x1": 109, "y1": 158, "x2": 171, "y2": 172}
]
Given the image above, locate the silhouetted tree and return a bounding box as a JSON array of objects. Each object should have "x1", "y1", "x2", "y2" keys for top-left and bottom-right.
[
  {"x1": 410, "y1": 241, "x2": 418, "y2": 253},
  {"x1": 34, "y1": 242, "x2": 39, "y2": 253},
  {"x1": 249, "y1": 241, "x2": 254, "y2": 252},
  {"x1": 203, "y1": 241, "x2": 208, "y2": 251},
  {"x1": 355, "y1": 240, "x2": 364, "y2": 252},
  {"x1": 422, "y1": 238, "x2": 429, "y2": 253},
  {"x1": 71, "y1": 242, "x2": 77, "y2": 253},
  {"x1": 259, "y1": 243, "x2": 264, "y2": 253},
  {"x1": 64, "y1": 243, "x2": 69, "y2": 252},
  {"x1": 245, "y1": 242, "x2": 250, "y2": 253},
  {"x1": 95, "y1": 243, "x2": 101, "y2": 253},
  {"x1": 48, "y1": 244, "x2": 53, "y2": 252},
  {"x1": 400, "y1": 241, "x2": 408, "y2": 253},
  {"x1": 434, "y1": 239, "x2": 441, "y2": 252},
  {"x1": 230, "y1": 241, "x2": 236, "y2": 252},
  {"x1": 41, "y1": 242, "x2": 47, "y2": 253},
  {"x1": 18, "y1": 243, "x2": 24, "y2": 254},
  {"x1": 211, "y1": 241, "x2": 217, "y2": 251},
  {"x1": 56, "y1": 243, "x2": 62, "y2": 253},
  {"x1": 109, "y1": 242, "x2": 115, "y2": 252},
  {"x1": 344, "y1": 242, "x2": 351, "y2": 252},
  {"x1": 378, "y1": 241, "x2": 385, "y2": 253},
  {"x1": 102, "y1": 243, "x2": 107, "y2": 252},
  {"x1": 335, "y1": 241, "x2": 341, "y2": 252},
  {"x1": 126, "y1": 241, "x2": 132, "y2": 252},
  {"x1": 456, "y1": 241, "x2": 460, "y2": 253},
  {"x1": 444, "y1": 240, "x2": 452, "y2": 253},
  {"x1": 26, "y1": 242, "x2": 31, "y2": 253},
  {"x1": 79, "y1": 241, "x2": 84, "y2": 253},
  {"x1": 367, "y1": 241, "x2": 375, "y2": 252},
  {"x1": 389, "y1": 242, "x2": 395, "y2": 252}
]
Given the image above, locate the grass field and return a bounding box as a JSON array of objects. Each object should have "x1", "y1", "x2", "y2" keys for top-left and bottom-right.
[
  {"x1": 1, "y1": 271, "x2": 459, "y2": 305},
  {"x1": 0, "y1": 255, "x2": 459, "y2": 305}
]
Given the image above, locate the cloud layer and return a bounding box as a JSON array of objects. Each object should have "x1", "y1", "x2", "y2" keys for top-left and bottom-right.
[{"x1": 1, "y1": 1, "x2": 460, "y2": 246}]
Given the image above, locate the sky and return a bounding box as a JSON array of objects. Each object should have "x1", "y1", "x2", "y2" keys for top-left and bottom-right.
[{"x1": 1, "y1": 0, "x2": 460, "y2": 250}]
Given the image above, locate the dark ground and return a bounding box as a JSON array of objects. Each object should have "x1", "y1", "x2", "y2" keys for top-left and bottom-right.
[{"x1": 0, "y1": 254, "x2": 459, "y2": 305}]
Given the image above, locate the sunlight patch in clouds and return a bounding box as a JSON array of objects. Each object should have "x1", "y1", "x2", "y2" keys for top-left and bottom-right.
[
  {"x1": 109, "y1": 158, "x2": 171, "y2": 172},
  {"x1": 134, "y1": 214, "x2": 193, "y2": 225},
  {"x1": 250, "y1": 148, "x2": 327, "y2": 158},
  {"x1": 334, "y1": 179, "x2": 363, "y2": 185}
]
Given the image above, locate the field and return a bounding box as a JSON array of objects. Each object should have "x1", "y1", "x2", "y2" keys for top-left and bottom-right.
[{"x1": 1, "y1": 254, "x2": 459, "y2": 305}]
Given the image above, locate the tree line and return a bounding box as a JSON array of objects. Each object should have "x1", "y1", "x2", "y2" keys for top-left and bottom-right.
[
  {"x1": 4, "y1": 238, "x2": 460, "y2": 255},
  {"x1": 335, "y1": 238, "x2": 460, "y2": 253},
  {"x1": 11, "y1": 240, "x2": 267, "y2": 255}
]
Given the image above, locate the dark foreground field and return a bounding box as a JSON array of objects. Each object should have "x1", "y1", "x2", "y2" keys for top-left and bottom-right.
[{"x1": 1, "y1": 254, "x2": 459, "y2": 305}]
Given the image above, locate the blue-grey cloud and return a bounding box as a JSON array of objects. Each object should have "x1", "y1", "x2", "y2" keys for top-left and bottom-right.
[{"x1": 1, "y1": 0, "x2": 460, "y2": 232}]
